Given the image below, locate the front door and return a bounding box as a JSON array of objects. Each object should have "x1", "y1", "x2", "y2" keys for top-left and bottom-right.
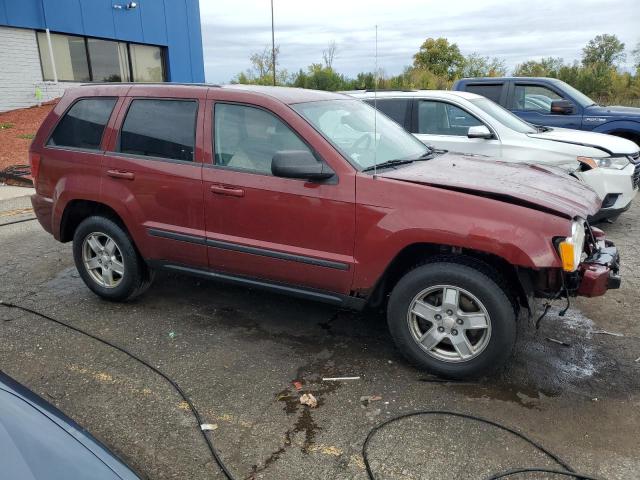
[
  {"x1": 102, "y1": 95, "x2": 207, "y2": 268},
  {"x1": 202, "y1": 101, "x2": 356, "y2": 294},
  {"x1": 413, "y1": 100, "x2": 501, "y2": 157}
]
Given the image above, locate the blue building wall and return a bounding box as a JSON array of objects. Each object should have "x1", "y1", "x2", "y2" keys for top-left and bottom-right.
[{"x1": 0, "y1": 0, "x2": 205, "y2": 83}]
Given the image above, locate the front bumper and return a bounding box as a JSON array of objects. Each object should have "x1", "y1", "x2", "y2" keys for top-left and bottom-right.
[
  {"x1": 573, "y1": 242, "x2": 621, "y2": 297},
  {"x1": 577, "y1": 162, "x2": 638, "y2": 221}
]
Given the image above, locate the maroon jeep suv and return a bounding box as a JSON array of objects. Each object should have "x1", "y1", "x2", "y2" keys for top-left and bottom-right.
[{"x1": 30, "y1": 84, "x2": 620, "y2": 378}]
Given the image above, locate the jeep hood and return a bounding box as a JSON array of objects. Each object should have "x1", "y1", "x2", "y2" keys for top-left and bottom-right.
[
  {"x1": 379, "y1": 153, "x2": 601, "y2": 219},
  {"x1": 527, "y1": 127, "x2": 639, "y2": 156}
]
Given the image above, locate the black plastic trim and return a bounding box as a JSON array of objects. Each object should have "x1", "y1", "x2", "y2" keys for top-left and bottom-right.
[
  {"x1": 147, "y1": 228, "x2": 206, "y2": 245},
  {"x1": 206, "y1": 238, "x2": 349, "y2": 270},
  {"x1": 146, "y1": 228, "x2": 350, "y2": 270},
  {"x1": 147, "y1": 260, "x2": 365, "y2": 310}
]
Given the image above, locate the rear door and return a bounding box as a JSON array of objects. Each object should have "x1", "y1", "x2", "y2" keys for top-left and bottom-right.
[
  {"x1": 201, "y1": 96, "x2": 356, "y2": 294},
  {"x1": 102, "y1": 89, "x2": 207, "y2": 268},
  {"x1": 412, "y1": 99, "x2": 501, "y2": 156},
  {"x1": 508, "y1": 82, "x2": 582, "y2": 129}
]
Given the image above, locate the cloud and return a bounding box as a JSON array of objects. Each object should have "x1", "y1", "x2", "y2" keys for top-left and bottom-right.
[{"x1": 199, "y1": 0, "x2": 640, "y2": 83}]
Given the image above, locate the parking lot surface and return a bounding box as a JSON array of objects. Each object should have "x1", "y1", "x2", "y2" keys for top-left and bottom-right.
[{"x1": 1, "y1": 194, "x2": 639, "y2": 479}]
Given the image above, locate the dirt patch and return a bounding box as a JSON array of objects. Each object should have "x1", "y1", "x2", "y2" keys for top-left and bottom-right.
[{"x1": 0, "y1": 101, "x2": 57, "y2": 176}]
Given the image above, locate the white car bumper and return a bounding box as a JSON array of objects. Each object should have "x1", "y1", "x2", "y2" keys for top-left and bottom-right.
[{"x1": 576, "y1": 162, "x2": 638, "y2": 220}]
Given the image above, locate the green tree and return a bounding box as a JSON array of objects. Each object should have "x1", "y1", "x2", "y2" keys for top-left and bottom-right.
[
  {"x1": 233, "y1": 45, "x2": 288, "y2": 85},
  {"x1": 461, "y1": 53, "x2": 507, "y2": 78},
  {"x1": 412, "y1": 38, "x2": 465, "y2": 80},
  {"x1": 513, "y1": 57, "x2": 564, "y2": 77},
  {"x1": 582, "y1": 34, "x2": 625, "y2": 67},
  {"x1": 632, "y1": 41, "x2": 640, "y2": 69}
]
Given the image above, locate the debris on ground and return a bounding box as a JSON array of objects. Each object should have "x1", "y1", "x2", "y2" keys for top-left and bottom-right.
[
  {"x1": 592, "y1": 330, "x2": 624, "y2": 337},
  {"x1": 299, "y1": 393, "x2": 318, "y2": 408},
  {"x1": 322, "y1": 376, "x2": 361, "y2": 381},
  {"x1": 545, "y1": 337, "x2": 571, "y2": 347},
  {"x1": 635, "y1": 357, "x2": 640, "y2": 363},
  {"x1": 200, "y1": 424, "x2": 218, "y2": 431},
  {"x1": 292, "y1": 380, "x2": 303, "y2": 391},
  {"x1": 360, "y1": 395, "x2": 382, "y2": 407}
]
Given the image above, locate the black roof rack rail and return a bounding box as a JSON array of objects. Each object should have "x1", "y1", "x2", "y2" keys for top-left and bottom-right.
[{"x1": 363, "y1": 89, "x2": 418, "y2": 93}]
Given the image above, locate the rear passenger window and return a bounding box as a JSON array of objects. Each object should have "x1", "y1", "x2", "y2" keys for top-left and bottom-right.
[
  {"x1": 119, "y1": 99, "x2": 197, "y2": 161},
  {"x1": 48, "y1": 98, "x2": 116, "y2": 150},
  {"x1": 365, "y1": 99, "x2": 411, "y2": 128},
  {"x1": 464, "y1": 84, "x2": 503, "y2": 103}
]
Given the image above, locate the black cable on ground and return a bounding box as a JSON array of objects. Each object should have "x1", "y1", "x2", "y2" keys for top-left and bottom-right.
[
  {"x1": 0, "y1": 302, "x2": 604, "y2": 480},
  {"x1": 362, "y1": 410, "x2": 602, "y2": 480},
  {"x1": 0, "y1": 300, "x2": 236, "y2": 480},
  {"x1": 0, "y1": 216, "x2": 37, "y2": 227}
]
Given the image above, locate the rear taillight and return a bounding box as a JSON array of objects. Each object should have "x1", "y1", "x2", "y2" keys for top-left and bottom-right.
[{"x1": 29, "y1": 152, "x2": 41, "y2": 187}]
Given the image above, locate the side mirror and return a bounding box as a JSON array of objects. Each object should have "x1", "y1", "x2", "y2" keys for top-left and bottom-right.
[
  {"x1": 467, "y1": 125, "x2": 493, "y2": 139},
  {"x1": 271, "y1": 150, "x2": 335, "y2": 181},
  {"x1": 550, "y1": 99, "x2": 574, "y2": 115}
]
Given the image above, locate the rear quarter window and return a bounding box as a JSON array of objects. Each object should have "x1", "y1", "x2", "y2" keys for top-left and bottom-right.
[
  {"x1": 48, "y1": 98, "x2": 117, "y2": 150},
  {"x1": 463, "y1": 84, "x2": 503, "y2": 104}
]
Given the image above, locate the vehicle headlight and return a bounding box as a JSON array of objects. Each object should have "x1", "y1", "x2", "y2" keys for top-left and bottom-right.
[
  {"x1": 579, "y1": 156, "x2": 630, "y2": 170},
  {"x1": 557, "y1": 219, "x2": 586, "y2": 272}
]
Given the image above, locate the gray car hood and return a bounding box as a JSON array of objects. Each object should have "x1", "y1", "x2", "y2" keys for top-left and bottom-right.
[{"x1": 527, "y1": 127, "x2": 639, "y2": 156}]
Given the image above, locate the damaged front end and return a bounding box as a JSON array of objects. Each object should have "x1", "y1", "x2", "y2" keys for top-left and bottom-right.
[{"x1": 530, "y1": 222, "x2": 621, "y2": 301}]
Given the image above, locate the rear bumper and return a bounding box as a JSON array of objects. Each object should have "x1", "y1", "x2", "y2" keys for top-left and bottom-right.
[
  {"x1": 575, "y1": 243, "x2": 621, "y2": 297},
  {"x1": 30, "y1": 194, "x2": 53, "y2": 235}
]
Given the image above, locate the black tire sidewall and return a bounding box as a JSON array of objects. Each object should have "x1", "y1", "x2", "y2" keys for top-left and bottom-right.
[
  {"x1": 72, "y1": 216, "x2": 144, "y2": 302},
  {"x1": 387, "y1": 262, "x2": 516, "y2": 379}
]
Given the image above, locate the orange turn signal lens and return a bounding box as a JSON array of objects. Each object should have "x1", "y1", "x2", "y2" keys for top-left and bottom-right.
[{"x1": 558, "y1": 241, "x2": 576, "y2": 272}]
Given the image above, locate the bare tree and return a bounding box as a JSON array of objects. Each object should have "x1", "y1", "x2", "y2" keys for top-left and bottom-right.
[{"x1": 322, "y1": 41, "x2": 338, "y2": 69}]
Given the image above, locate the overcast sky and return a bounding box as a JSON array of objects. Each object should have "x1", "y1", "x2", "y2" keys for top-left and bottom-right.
[{"x1": 199, "y1": 0, "x2": 639, "y2": 83}]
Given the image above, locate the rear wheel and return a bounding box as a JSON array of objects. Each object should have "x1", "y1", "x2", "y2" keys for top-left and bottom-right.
[
  {"x1": 387, "y1": 260, "x2": 516, "y2": 379},
  {"x1": 73, "y1": 216, "x2": 152, "y2": 301}
]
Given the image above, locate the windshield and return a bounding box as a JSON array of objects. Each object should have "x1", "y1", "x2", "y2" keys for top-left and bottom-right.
[
  {"x1": 293, "y1": 99, "x2": 430, "y2": 171},
  {"x1": 469, "y1": 97, "x2": 537, "y2": 134},
  {"x1": 553, "y1": 79, "x2": 597, "y2": 107}
]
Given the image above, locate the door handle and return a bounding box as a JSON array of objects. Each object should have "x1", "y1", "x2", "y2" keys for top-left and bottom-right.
[
  {"x1": 107, "y1": 169, "x2": 135, "y2": 180},
  {"x1": 210, "y1": 185, "x2": 244, "y2": 197}
]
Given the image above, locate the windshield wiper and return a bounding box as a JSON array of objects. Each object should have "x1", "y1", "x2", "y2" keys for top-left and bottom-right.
[
  {"x1": 362, "y1": 159, "x2": 416, "y2": 172},
  {"x1": 362, "y1": 151, "x2": 435, "y2": 172}
]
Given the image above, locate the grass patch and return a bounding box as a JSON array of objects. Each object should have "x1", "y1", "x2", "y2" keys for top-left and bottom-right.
[
  {"x1": 16, "y1": 133, "x2": 35, "y2": 140},
  {"x1": 0, "y1": 122, "x2": 14, "y2": 130}
]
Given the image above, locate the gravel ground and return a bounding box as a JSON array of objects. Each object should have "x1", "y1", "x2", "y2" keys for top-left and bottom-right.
[{"x1": 0, "y1": 194, "x2": 638, "y2": 480}]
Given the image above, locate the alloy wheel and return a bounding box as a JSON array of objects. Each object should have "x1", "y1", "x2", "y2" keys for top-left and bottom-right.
[
  {"x1": 407, "y1": 285, "x2": 492, "y2": 363},
  {"x1": 82, "y1": 232, "x2": 125, "y2": 288}
]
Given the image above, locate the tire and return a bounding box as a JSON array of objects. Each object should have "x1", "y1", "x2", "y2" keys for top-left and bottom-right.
[
  {"x1": 72, "y1": 215, "x2": 152, "y2": 302},
  {"x1": 387, "y1": 260, "x2": 516, "y2": 379}
]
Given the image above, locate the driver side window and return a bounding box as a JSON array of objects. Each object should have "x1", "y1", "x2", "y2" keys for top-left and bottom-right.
[
  {"x1": 512, "y1": 85, "x2": 563, "y2": 113},
  {"x1": 417, "y1": 101, "x2": 483, "y2": 136},
  {"x1": 214, "y1": 103, "x2": 313, "y2": 175}
]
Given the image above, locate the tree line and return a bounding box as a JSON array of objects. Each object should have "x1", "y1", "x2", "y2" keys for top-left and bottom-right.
[{"x1": 233, "y1": 34, "x2": 640, "y2": 106}]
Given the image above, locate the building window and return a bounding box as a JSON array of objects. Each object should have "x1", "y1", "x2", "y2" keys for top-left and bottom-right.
[
  {"x1": 87, "y1": 39, "x2": 131, "y2": 82},
  {"x1": 37, "y1": 32, "x2": 165, "y2": 83},
  {"x1": 130, "y1": 44, "x2": 164, "y2": 82},
  {"x1": 37, "y1": 32, "x2": 90, "y2": 82}
]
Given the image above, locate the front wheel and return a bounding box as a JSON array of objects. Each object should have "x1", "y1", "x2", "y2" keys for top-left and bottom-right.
[
  {"x1": 387, "y1": 260, "x2": 516, "y2": 379},
  {"x1": 72, "y1": 216, "x2": 152, "y2": 302}
]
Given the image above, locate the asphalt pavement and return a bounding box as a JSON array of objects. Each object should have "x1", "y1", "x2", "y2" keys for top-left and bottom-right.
[{"x1": 1, "y1": 186, "x2": 638, "y2": 479}]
